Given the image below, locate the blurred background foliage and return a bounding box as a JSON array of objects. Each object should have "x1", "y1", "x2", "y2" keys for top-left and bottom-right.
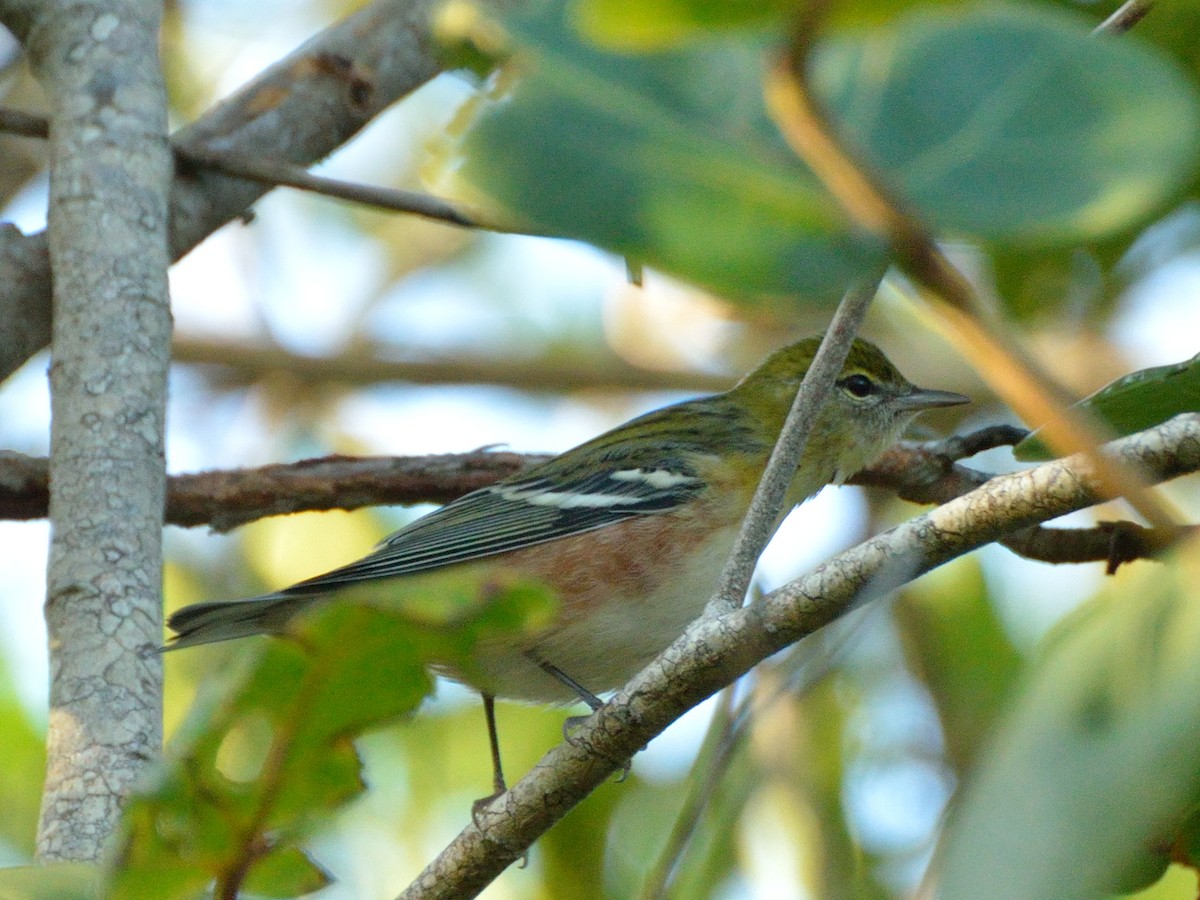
[{"x1": 2, "y1": 0, "x2": 1200, "y2": 897}]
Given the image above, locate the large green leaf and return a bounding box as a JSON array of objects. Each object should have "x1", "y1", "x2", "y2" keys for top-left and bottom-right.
[
  {"x1": 1014, "y1": 352, "x2": 1200, "y2": 460},
  {"x1": 814, "y1": 5, "x2": 1200, "y2": 245},
  {"x1": 111, "y1": 577, "x2": 556, "y2": 898},
  {"x1": 446, "y1": 2, "x2": 1199, "y2": 302},
  {"x1": 935, "y1": 547, "x2": 1200, "y2": 900},
  {"x1": 446, "y1": 3, "x2": 887, "y2": 302}
]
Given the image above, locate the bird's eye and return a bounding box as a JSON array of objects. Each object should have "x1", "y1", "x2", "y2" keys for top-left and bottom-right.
[{"x1": 840, "y1": 373, "x2": 875, "y2": 398}]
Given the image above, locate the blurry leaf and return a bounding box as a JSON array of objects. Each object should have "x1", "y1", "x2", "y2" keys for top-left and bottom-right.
[
  {"x1": 989, "y1": 245, "x2": 1105, "y2": 322},
  {"x1": 0, "y1": 863, "x2": 101, "y2": 900},
  {"x1": 1120, "y1": 863, "x2": 1200, "y2": 900},
  {"x1": 814, "y1": 5, "x2": 1200, "y2": 245},
  {"x1": 541, "y1": 766, "x2": 622, "y2": 899},
  {"x1": 112, "y1": 578, "x2": 555, "y2": 898},
  {"x1": 446, "y1": 2, "x2": 1198, "y2": 304},
  {"x1": 935, "y1": 544, "x2": 1200, "y2": 900},
  {"x1": 444, "y1": 1, "x2": 887, "y2": 302},
  {"x1": 1014, "y1": 352, "x2": 1200, "y2": 460},
  {"x1": 779, "y1": 673, "x2": 885, "y2": 900},
  {"x1": 574, "y1": 0, "x2": 796, "y2": 49},
  {"x1": 575, "y1": 0, "x2": 973, "y2": 48},
  {"x1": 0, "y1": 655, "x2": 46, "y2": 858},
  {"x1": 896, "y1": 558, "x2": 1022, "y2": 771},
  {"x1": 1108, "y1": 851, "x2": 1175, "y2": 897},
  {"x1": 240, "y1": 846, "x2": 329, "y2": 898}
]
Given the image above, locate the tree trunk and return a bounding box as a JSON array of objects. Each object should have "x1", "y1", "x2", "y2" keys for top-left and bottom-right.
[{"x1": 13, "y1": 0, "x2": 173, "y2": 861}]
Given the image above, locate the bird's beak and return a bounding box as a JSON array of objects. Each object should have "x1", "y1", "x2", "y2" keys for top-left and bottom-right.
[{"x1": 897, "y1": 387, "x2": 971, "y2": 411}]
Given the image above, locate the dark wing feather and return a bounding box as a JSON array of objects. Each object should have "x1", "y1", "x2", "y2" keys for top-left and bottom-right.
[{"x1": 277, "y1": 454, "x2": 709, "y2": 597}]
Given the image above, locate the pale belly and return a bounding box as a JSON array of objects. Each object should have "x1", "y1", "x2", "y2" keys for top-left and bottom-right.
[{"x1": 440, "y1": 520, "x2": 744, "y2": 704}]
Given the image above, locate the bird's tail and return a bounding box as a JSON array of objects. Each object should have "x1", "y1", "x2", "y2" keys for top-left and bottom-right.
[{"x1": 164, "y1": 592, "x2": 319, "y2": 651}]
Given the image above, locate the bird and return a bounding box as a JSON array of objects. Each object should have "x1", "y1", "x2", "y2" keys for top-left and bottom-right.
[{"x1": 166, "y1": 334, "x2": 968, "y2": 797}]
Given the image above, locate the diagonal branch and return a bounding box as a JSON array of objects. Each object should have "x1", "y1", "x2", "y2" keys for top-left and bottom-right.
[
  {"x1": 398, "y1": 413, "x2": 1200, "y2": 900},
  {"x1": 0, "y1": 0, "x2": 443, "y2": 383}
]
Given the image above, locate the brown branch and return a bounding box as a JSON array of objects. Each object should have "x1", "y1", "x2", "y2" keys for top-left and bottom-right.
[
  {"x1": 0, "y1": 0, "x2": 444, "y2": 383},
  {"x1": 0, "y1": 449, "x2": 545, "y2": 530},
  {"x1": 0, "y1": 106, "x2": 48, "y2": 140},
  {"x1": 2, "y1": 427, "x2": 1189, "y2": 569},
  {"x1": 848, "y1": 428, "x2": 1190, "y2": 571}
]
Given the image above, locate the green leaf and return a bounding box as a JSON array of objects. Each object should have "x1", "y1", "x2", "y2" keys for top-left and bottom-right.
[
  {"x1": 112, "y1": 578, "x2": 556, "y2": 897},
  {"x1": 445, "y1": 3, "x2": 887, "y2": 303},
  {"x1": 814, "y1": 5, "x2": 1200, "y2": 245},
  {"x1": 1014, "y1": 352, "x2": 1200, "y2": 461},
  {"x1": 895, "y1": 558, "x2": 1022, "y2": 771},
  {"x1": 240, "y1": 847, "x2": 329, "y2": 898},
  {"x1": 0, "y1": 654, "x2": 46, "y2": 858},
  {"x1": 936, "y1": 549, "x2": 1200, "y2": 900},
  {"x1": 446, "y1": 3, "x2": 1199, "y2": 303},
  {"x1": 0, "y1": 864, "x2": 101, "y2": 900},
  {"x1": 574, "y1": 0, "x2": 796, "y2": 49}
]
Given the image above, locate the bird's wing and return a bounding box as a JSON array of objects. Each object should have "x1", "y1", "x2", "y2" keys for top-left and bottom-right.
[{"x1": 278, "y1": 452, "x2": 710, "y2": 596}]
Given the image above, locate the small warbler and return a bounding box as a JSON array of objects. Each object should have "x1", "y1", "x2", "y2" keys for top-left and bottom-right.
[{"x1": 167, "y1": 336, "x2": 965, "y2": 789}]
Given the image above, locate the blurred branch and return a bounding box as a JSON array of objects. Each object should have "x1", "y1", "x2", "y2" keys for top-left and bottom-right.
[
  {"x1": 397, "y1": 414, "x2": 1200, "y2": 900},
  {"x1": 171, "y1": 336, "x2": 735, "y2": 394},
  {"x1": 0, "y1": 105, "x2": 47, "y2": 139},
  {"x1": 763, "y1": 14, "x2": 1183, "y2": 533},
  {"x1": 0, "y1": 0, "x2": 444, "y2": 383},
  {"x1": 1094, "y1": 0, "x2": 1155, "y2": 34},
  {"x1": 1, "y1": 425, "x2": 1192, "y2": 570}
]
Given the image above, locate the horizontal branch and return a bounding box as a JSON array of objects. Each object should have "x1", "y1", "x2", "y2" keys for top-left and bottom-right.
[
  {"x1": 171, "y1": 336, "x2": 735, "y2": 394},
  {"x1": 0, "y1": 449, "x2": 544, "y2": 531},
  {"x1": 0, "y1": 425, "x2": 1187, "y2": 571},
  {"x1": 400, "y1": 413, "x2": 1200, "y2": 900}
]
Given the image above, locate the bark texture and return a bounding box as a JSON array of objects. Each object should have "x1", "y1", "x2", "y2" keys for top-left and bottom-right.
[{"x1": 12, "y1": 0, "x2": 173, "y2": 861}]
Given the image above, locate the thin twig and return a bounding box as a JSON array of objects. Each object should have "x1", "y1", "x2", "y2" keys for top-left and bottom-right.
[
  {"x1": 0, "y1": 105, "x2": 533, "y2": 234},
  {"x1": 705, "y1": 273, "x2": 883, "y2": 617},
  {"x1": 174, "y1": 146, "x2": 533, "y2": 233}
]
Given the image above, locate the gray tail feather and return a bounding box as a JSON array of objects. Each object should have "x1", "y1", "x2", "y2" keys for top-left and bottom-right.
[{"x1": 164, "y1": 592, "x2": 319, "y2": 651}]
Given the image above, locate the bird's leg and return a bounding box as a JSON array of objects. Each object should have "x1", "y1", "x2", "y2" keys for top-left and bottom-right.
[
  {"x1": 471, "y1": 695, "x2": 530, "y2": 865},
  {"x1": 537, "y1": 660, "x2": 604, "y2": 713},
  {"x1": 535, "y1": 659, "x2": 632, "y2": 782},
  {"x1": 472, "y1": 693, "x2": 507, "y2": 827}
]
